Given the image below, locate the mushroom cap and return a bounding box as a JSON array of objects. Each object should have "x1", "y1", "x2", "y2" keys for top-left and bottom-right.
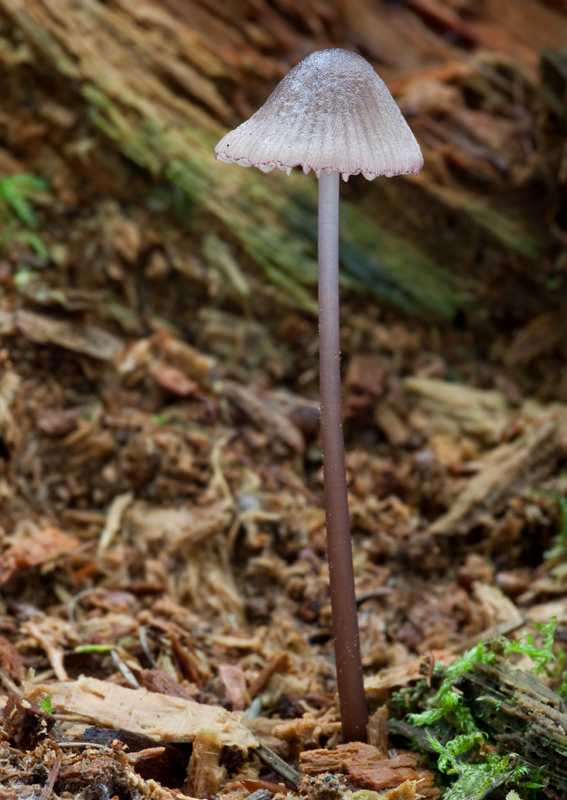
[{"x1": 214, "y1": 49, "x2": 423, "y2": 181}]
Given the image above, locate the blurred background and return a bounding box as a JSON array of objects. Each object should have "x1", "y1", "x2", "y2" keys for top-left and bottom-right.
[{"x1": 0, "y1": 0, "x2": 565, "y2": 400}]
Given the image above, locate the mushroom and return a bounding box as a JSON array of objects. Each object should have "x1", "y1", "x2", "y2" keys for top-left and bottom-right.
[{"x1": 214, "y1": 48, "x2": 423, "y2": 743}]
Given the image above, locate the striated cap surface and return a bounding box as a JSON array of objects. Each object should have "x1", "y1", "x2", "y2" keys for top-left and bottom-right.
[{"x1": 214, "y1": 49, "x2": 423, "y2": 181}]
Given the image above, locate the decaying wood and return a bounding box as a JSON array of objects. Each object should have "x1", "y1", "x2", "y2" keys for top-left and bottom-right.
[
  {"x1": 299, "y1": 742, "x2": 438, "y2": 798},
  {"x1": 185, "y1": 729, "x2": 226, "y2": 798},
  {"x1": 54, "y1": 746, "x2": 165, "y2": 800},
  {"x1": 32, "y1": 676, "x2": 259, "y2": 751},
  {"x1": 80, "y1": 726, "x2": 187, "y2": 786},
  {"x1": 405, "y1": 377, "x2": 512, "y2": 446},
  {"x1": 248, "y1": 652, "x2": 292, "y2": 700},
  {"x1": 123, "y1": 499, "x2": 243, "y2": 620},
  {"x1": 15, "y1": 309, "x2": 123, "y2": 361},
  {"x1": 223, "y1": 380, "x2": 305, "y2": 454},
  {"x1": 0, "y1": 525, "x2": 79, "y2": 584},
  {"x1": 364, "y1": 651, "x2": 456, "y2": 699},
  {"x1": 1, "y1": 694, "x2": 55, "y2": 750},
  {"x1": 461, "y1": 660, "x2": 567, "y2": 789},
  {"x1": 428, "y1": 411, "x2": 567, "y2": 536},
  {"x1": 0, "y1": 0, "x2": 563, "y2": 325},
  {"x1": 0, "y1": 635, "x2": 24, "y2": 681}
]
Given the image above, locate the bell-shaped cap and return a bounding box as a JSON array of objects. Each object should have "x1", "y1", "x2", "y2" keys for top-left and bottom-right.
[{"x1": 214, "y1": 49, "x2": 423, "y2": 181}]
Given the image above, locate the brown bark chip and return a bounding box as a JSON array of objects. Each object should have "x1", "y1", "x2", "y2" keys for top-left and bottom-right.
[
  {"x1": 1, "y1": 694, "x2": 55, "y2": 751},
  {"x1": 0, "y1": 527, "x2": 79, "y2": 584},
  {"x1": 55, "y1": 749, "x2": 135, "y2": 800},
  {"x1": 300, "y1": 743, "x2": 438, "y2": 798},
  {"x1": 138, "y1": 668, "x2": 197, "y2": 700}
]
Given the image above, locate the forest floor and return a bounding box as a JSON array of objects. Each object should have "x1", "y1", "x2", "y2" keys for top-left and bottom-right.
[{"x1": 0, "y1": 1, "x2": 566, "y2": 799}]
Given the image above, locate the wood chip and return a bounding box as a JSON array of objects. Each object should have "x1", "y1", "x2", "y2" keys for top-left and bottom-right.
[
  {"x1": 1, "y1": 694, "x2": 55, "y2": 750},
  {"x1": 185, "y1": 729, "x2": 225, "y2": 798},
  {"x1": 25, "y1": 620, "x2": 69, "y2": 682},
  {"x1": 32, "y1": 676, "x2": 259, "y2": 751},
  {"x1": 300, "y1": 743, "x2": 438, "y2": 798},
  {"x1": 148, "y1": 363, "x2": 200, "y2": 397},
  {"x1": 364, "y1": 651, "x2": 456, "y2": 697},
  {"x1": 218, "y1": 663, "x2": 249, "y2": 711},
  {"x1": 223, "y1": 380, "x2": 304, "y2": 454},
  {"x1": 248, "y1": 652, "x2": 292, "y2": 700},
  {"x1": 0, "y1": 526, "x2": 79, "y2": 584},
  {"x1": 98, "y1": 491, "x2": 134, "y2": 554},
  {"x1": 16, "y1": 309, "x2": 123, "y2": 361}
]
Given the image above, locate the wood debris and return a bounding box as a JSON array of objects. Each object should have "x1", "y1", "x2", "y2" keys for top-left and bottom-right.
[
  {"x1": 428, "y1": 412, "x2": 567, "y2": 536},
  {"x1": 364, "y1": 652, "x2": 456, "y2": 698},
  {"x1": 1, "y1": 694, "x2": 55, "y2": 750},
  {"x1": 0, "y1": 526, "x2": 79, "y2": 584},
  {"x1": 31, "y1": 676, "x2": 259, "y2": 751},
  {"x1": 461, "y1": 659, "x2": 567, "y2": 789},
  {"x1": 185, "y1": 729, "x2": 226, "y2": 798},
  {"x1": 299, "y1": 742, "x2": 438, "y2": 798},
  {"x1": 16, "y1": 309, "x2": 123, "y2": 361}
]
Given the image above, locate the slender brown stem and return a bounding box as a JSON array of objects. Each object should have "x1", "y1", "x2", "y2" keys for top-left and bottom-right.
[{"x1": 318, "y1": 169, "x2": 368, "y2": 743}]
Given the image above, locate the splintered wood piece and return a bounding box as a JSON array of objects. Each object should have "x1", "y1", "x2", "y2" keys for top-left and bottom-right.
[
  {"x1": 148, "y1": 363, "x2": 199, "y2": 397},
  {"x1": 299, "y1": 742, "x2": 384, "y2": 775},
  {"x1": 300, "y1": 742, "x2": 413, "y2": 775},
  {"x1": 80, "y1": 725, "x2": 187, "y2": 786},
  {"x1": 222, "y1": 380, "x2": 304, "y2": 454},
  {"x1": 248, "y1": 652, "x2": 292, "y2": 699},
  {"x1": 428, "y1": 412, "x2": 567, "y2": 536},
  {"x1": 218, "y1": 663, "x2": 249, "y2": 711},
  {"x1": 55, "y1": 750, "x2": 136, "y2": 798},
  {"x1": 405, "y1": 377, "x2": 511, "y2": 446},
  {"x1": 24, "y1": 621, "x2": 69, "y2": 682},
  {"x1": 16, "y1": 309, "x2": 123, "y2": 361},
  {"x1": 32, "y1": 676, "x2": 258, "y2": 751},
  {"x1": 39, "y1": 754, "x2": 62, "y2": 800},
  {"x1": 138, "y1": 668, "x2": 198, "y2": 700},
  {"x1": 185, "y1": 729, "x2": 226, "y2": 798},
  {"x1": 0, "y1": 634, "x2": 25, "y2": 680}
]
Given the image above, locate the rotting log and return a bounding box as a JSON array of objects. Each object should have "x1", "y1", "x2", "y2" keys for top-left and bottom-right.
[
  {"x1": 389, "y1": 657, "x2": 567, "y2": 794},
  {"x1": 460, "y1": 660, "x2": 567, "y2": 790},
  {"x1": 0, "y1": 0, "x2": 463, "y2": 319},
  {"x1": 0, "y1": 0, "x2": 564, "y2": 328}
]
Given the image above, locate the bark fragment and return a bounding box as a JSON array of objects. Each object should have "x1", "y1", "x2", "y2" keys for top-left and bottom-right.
[
  {"x1": 1, "y1": 694, "x2": 55, "y2": 750},
  {"x1": 299, "y1": 743, "x2": 438, "y2": 798}
]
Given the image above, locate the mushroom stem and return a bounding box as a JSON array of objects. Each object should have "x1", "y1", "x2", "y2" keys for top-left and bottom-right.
[{"x1": 318, "y1": 169, "x2": 368, "y2": 743}]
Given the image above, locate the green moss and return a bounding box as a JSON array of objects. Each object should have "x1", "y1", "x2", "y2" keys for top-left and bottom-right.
[
  {"x1": 400, "y1": 623, "x2": 563, "y2": 799},
  {"x1": 0, "y1": 173, "x2": 49, "y2": 257}
]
